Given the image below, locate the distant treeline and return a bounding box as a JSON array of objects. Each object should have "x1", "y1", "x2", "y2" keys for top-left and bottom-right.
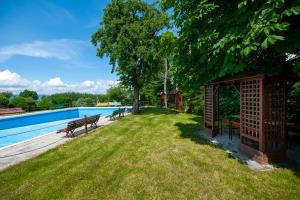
[{"x1": 0, "y1": 86, "x2": 133, "y2": 111}]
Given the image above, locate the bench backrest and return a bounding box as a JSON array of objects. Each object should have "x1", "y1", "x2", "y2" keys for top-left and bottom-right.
[
  {"x1": 66, "y1": 114, "x2": 100, "y2": 131},
  {"x1": 86, "y1": 114, "x2": 100, "y2": 124}
]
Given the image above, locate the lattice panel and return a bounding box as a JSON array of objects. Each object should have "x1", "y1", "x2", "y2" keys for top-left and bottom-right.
[
  {"x1": 264, "y1": 79, "x2": 286, "y2": 152},
  {"x1": 240, "y1": 78, "x2": 262, "y2": 150},
  {"x1": 205, "y1": 85, "x2": 214, "y2": 125}
]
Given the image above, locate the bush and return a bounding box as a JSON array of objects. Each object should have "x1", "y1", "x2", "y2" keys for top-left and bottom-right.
[
  {"x1": 288, "y1": 82, "x2": 300, "y2": 123},
  {"x1": 84, "y1": 98, "x2": 95, "y2": 106},
  {"x1": 10, "y1": 96, "x2": 37, "y2": 111},
  {"x1": 10, "y1": 96, "x2": 28, "y2": 109},
  {"x1": 0, "y1": 91, "x2": 13, "y2": 99},
  {"x1": 107, "y1": 86, "x2": 132, "y2": 104},
  {"x1": 25, "y1": 97, "x2": 37, "y2": 111},
  {"x1": 0, "y1": 95, "x2": 9, "y2": 108},
  {"x1": 19, "y1": 89, "x2": 38, "y2": 100},
  {"x1": 51, "y1": 96, "x2": 72, "y2": 106},
  {"x1": 182, "y1": 87, "x2": 204, "y2": 115},
  {"x1": 74, "y1": 98, "x2": 95, "y2": 107},
  {"x1": 37, "y1": 97, "x2": 52, "y2": 109}
]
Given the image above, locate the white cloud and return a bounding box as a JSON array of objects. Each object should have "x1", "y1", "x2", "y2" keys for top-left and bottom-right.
[
  {"x1": 0, "y1": 39, "x2": 86, "y2": 63},
  {"x1": 82, "y1": 80, "x2": 94, "y2": 87},
  {"x1": 0, "y1": 69, "x2": 23, "y2": 86},
  {"x1": 45, "y1": 77, "x2": 64, "y2": 87},
  {"x1": 0, "y1": 69, "x2": 118, "y2": 94}
]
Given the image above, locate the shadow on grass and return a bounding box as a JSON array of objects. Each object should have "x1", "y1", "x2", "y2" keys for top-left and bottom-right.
[
  {"x1": 138, "y1": 107, "x2": 180, "y2": 115},
  {"x1": 176, "y1": 119, "x2": 300, "y2": 175},
  {"x1": 174, "y1": 117, "x2": 226, "y2": 153},
  {"x1": 140, "y1": 108, "x2": 300, "y2": 175}
]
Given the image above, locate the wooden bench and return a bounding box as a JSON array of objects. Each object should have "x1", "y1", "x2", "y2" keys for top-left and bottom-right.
[
  {"x1": 107, "y1": 108, "x2": 126, "y2": 120},
  {"x1": 57, "y1": 114, "x2": 100, "y2": 137},
  {"x1": 0, "y1": 108, "x2": 25, "y2": 115}
]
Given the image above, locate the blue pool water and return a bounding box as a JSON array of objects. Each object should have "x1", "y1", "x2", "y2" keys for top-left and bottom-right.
[{"x1": 0, "y1": 107, "x2": 120, "y2": 148}]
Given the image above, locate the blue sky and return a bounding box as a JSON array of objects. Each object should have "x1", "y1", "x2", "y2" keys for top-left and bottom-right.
[{"x1": 0, "y1": 0, "x2": 119, "y2": 94}]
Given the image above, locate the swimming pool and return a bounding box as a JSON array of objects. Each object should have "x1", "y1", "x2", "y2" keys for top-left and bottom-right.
[{"x1": 0, "y1": 107, "x2": 121, "y2": 149}]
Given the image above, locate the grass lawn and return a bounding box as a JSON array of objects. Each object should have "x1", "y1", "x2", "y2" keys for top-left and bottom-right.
[{"x1": 0, "y1": 108, "x2": 299, "y2": 199}]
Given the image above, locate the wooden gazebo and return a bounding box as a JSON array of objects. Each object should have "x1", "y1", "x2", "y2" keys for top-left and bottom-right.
[{"x1": 204, "y1": 74, "x2": 287, "y2": 163}]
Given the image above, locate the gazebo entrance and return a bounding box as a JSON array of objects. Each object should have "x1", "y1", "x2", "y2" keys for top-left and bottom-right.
[{"x1": 204, "y1": 74, "x2": 287, "y2": 163}]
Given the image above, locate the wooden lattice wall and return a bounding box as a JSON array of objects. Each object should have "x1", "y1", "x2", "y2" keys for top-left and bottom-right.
[
  {"x1": 239, "y1": 76, "x2": 286, "y2": 163},
  {"x1": 263, "y1": 78, "x2": 286, "y2": 162},
  {"x1": 204, "y1": 74, "x2": 287, "y2": 163},
  {"x1": 240, "y1": 77, "x2": 266, "y2": 162},
  {"x1": 204, "y1": 85, "x2": 218, "y2": 136}
]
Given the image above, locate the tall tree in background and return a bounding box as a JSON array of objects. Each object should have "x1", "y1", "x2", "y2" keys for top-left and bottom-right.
[
  {"x1": 0, "y1": 91, "x2": 13, "y2": 99},
  {"x1": 159, "y1": 31, "x2": 176, "y2": 108},
  {"x1": 92, "y1": 0, "x2": 167, "y2": 113},
  {"x1": 162, "y1": 0, "x2": 300, "y2": 89},
  {"x1": 19, "y1": 89, "x2": 38, "y2": 100}
]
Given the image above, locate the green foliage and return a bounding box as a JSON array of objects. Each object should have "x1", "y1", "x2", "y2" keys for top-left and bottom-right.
[
  {"x1": 288, "y1": 81, "x2": 300, "y2": 123},
  {"x1": 50, "y1": 96, "x2": 72, "y2": 106},
  {"x1": 48, "y1": 92, "x2": 106, "y2": 106},
  {"x1": 182, "y1": 87, "x2": 204, "y2": 115},
  {"x1": 159, "y1": 31, "x2": 176, "y2": 59},
  {"x1": 106, "y1": 85, "x2": 132, "y2": 104},
  {"x1": 92, "y1": 0, "x2": 168, "y2": 113},
  {"x1": 19, "y1": 89, "x2": 38, "y2": 100},
  {"x1": 140, "y1": 81, "x2": 160, "y2": 106},
  {"x1": 0, "y1": 95, "x2": 9, "y2": 108},
  {"x1": 37, "y1": 97, "x2": 52, "y2": 109},
  {"x1": 25, "y1": 97, "x2": 37, "y2": 111},
  {"x1": 10, "y1": 96, "x2": 28, "y2": 109},
  {"x1": 219, "y1": 87, "x2": 240, "y2": 117},
  {"x1": 74, "y1": 98, "x2": 96, "y2": 107},
  {"x1": 0, "y1": 91, "x2": 13, "y2": 99},
  {"x1": 162, "y1": 0, "x2": 300, "y2": 89}
]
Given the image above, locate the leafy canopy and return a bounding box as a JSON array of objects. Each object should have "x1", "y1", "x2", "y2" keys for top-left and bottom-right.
[
  {"x1": 19, "y1": 89, "x2": 38, "y2": 100},
  {"x1": 10, "y1": 96, "x2": 28, "y2": 109},
  {"x1": 0, "y1": 91, "x2": 13, "y2": 99},
  {"x1": 162, "y1": 0, "x2": 300, "y2": 89},
  {"x1": 0, "y1": 95, "x2": 9, "y2": 108},
  {"x1": 106, "y1": 85, "x2": 132, "y2": 103},
  {"x1": 92, "y1": 0, "x2": 167, "y2": 85}
]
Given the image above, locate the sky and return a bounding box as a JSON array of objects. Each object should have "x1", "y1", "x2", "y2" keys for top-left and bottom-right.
[{"x1": 0, "y1": 0, "x2": 119, "y2": 94}]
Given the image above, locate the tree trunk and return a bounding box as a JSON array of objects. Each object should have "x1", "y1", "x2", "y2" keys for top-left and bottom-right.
[
  {"x1": 133, "y1": 80, "x2": 140, "y2": 114},
  {"x1": 164, "y1": 58, "x2": 168, "y2": 108}
]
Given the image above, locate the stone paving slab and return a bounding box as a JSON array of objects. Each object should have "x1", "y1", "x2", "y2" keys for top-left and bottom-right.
[
  {"x1": 199, "y1": 130, "x2": 274, "y2": 171},
  {"x1": 0, "y1": 117, "x2": 115, "y2": 171}
]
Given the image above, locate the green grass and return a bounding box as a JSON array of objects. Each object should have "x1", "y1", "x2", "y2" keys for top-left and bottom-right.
[{"x1": 0, "y1": 108, "x2": 299, "y2": 199}]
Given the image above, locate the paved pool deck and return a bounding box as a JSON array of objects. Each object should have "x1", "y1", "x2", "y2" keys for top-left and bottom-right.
[{"x1": 0, "y1": 116, "x2": 116, "y2": 171}]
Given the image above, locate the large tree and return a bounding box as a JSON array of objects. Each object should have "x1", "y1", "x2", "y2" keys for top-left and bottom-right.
[
  {"x1": 162, "y1": 0, "x2": 300, "y2": 90},
  {"x1": 19, "y1": 89, "x2": 38, "y2": 100},
  {"x1": 92, "y1": 0, "x2": 167, "y2": 113}
]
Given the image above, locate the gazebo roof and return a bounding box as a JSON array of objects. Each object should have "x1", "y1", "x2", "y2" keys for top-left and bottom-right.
[{"x1": 208, "y1": 72, "x2": 298, "y2": 85}]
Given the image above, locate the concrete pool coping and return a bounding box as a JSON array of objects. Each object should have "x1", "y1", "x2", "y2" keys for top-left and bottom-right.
[{"x1": 0, "y1": 115, "x2": 121, "y2": 171}]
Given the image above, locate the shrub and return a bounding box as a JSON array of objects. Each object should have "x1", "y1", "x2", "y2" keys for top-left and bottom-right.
[
  {"x1": 37, "y1": 97, "x2": 52, "y2": 109},
  {"x1": 19, "y1": 89, "x2": 38, "y2": 100},
  {"x1": 74, "y1": 98, "x2": 95, "y2": 107},
  {"x1": 51, "y1": 96, "x2": 72, "y2": 106},
  {"x1": 25, "y1": 97, "x2": 37, "y2": 111},
  {"x1": 0, "y1": 91, "x2": 13, "y2": 99},
  {"x1": 10, "y1": 96, "x2": 28, "y2": 109},
  {"x1": 0, "y1": 95, "x2": 9, "y2": 108}
]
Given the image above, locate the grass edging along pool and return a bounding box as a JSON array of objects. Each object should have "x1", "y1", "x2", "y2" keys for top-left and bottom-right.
[{"x1": 0, "y1": 107, "x2": 124, "y2": 148}]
